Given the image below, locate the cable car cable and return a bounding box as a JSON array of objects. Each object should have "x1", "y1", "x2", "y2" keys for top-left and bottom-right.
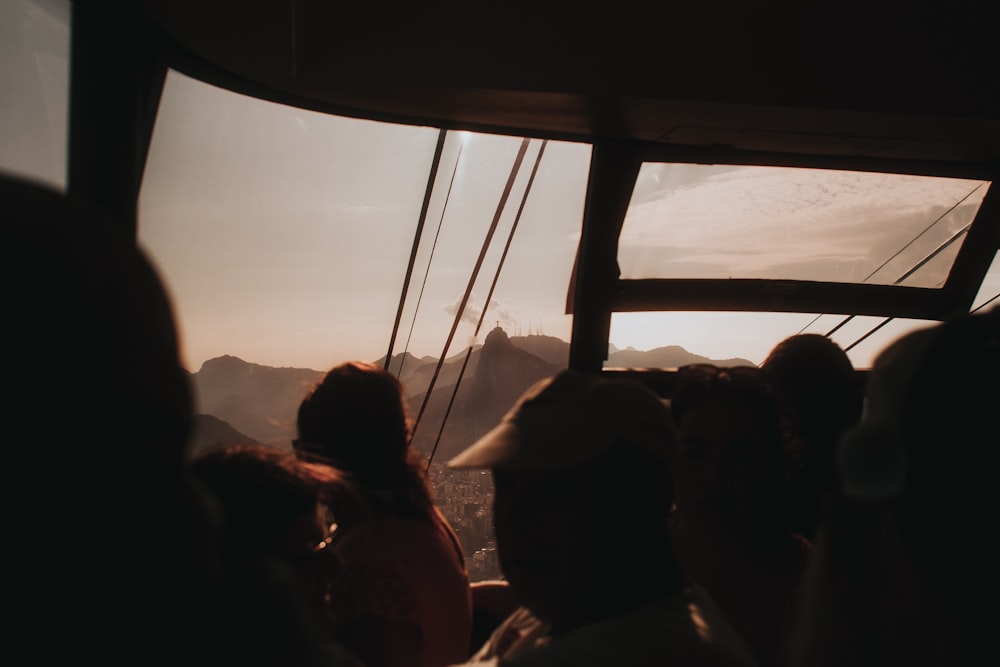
[
  {"x1": 411, "y1": 138, "x2": 531, "y2": 442},
  {"x1": 843, "y1": 317, "x2": 894, "y2": 353},
  {"x1": 425, "y1": 140, "x2": 548, "y2": 470},
  {"x1": 841, "y1": 217, "x2": 980, "y2": 348},
  {"x1": 398, "y1": 141, "x2": 465, "y2": 379},
  {"x1": 846, "y1": 289, "x2": 998, "y2": 354},
  {"x1": 383, "y1": 129, "x2": 448, "y2": 372},
  {"x1": 832, "y1": 220, "x2": 975, "y2": 340},
  {"x1": 799, "y1": 183, "x2": 986, "y2": 338},
  {"x1": 972, "y1": 293, "x2": 998, "y2": 312},
  {"x1": 824, "y1": 184, "x2": 984, "y2": 338}
]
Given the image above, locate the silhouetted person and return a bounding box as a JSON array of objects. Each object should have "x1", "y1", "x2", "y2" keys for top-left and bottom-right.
[
  {"x1": 669, "y1": 364, "x2": 810, "y2": 667},
  {"x1": 295, "y1": 361, "x2": 473, "y2": 667},
  {"x1": 788, "y1": 307, "x2": 1000, "y2": 667},
  {"x1": 3, "y1": 174, "x2": 361, "y2": 665},
  {"x1": 448, "y1": 370, "x2": 756, "y2": 667},
  {"x1": 4, "y1": 175, "x2": 213, "y2": 663},
  {"x1": 761, "y1": 334, "x2": 864, "y2": 540},
  {"x1": 190, "y1": 445, "x2": 357, "y2": 650}
]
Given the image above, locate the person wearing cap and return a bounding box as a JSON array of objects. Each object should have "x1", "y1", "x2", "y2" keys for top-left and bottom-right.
[{"x1": 447, "y1": 370, "x2": 757, "y2": 667}]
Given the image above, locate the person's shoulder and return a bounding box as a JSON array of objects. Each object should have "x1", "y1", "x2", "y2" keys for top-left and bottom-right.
[
  {"x1": 334, "y1": 514, "x2": 466, "y2": 575},
  {"x1": 492, "y1": 589, "x2": 757, "y2": 667},
  {"x1": 471, "y1": 606, "x2": 551, "y2": 662}
]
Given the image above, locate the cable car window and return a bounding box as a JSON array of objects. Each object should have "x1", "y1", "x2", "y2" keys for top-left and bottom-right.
[
  {"x1": 0, "y1": 0, "x2": 69, "y2": 190},
  {"x1": 973, "y1": 251, "x2": 1000, "y2": 313},
  {"x1": 607, "y1": 311, "x2": 944, "y2": 370},
  {"x1": 619, "y1": 163, "x2": 990, "y2": 288},
  {"x1": 607, "y1": 249, "x2": 998, "y2": 370},
  {"x1": 140, "y1": 71, "x2": 588, "y2": 375},
  {"x1": 138, "y1": 70, "x2": 590, "y2": 581}
]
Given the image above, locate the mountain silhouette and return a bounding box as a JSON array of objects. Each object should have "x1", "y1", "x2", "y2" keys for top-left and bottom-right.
[
  {"x1": 369, "y1": 351, "x2": 438, "y2": 396},
  {"x1": 187, "y1": 413, "x2": 266, "y2": 460},
  {"x1": 607, "y1": 345, "x2": 754, "y2": 368},
  {"x1": 191, "y1": 355, "x2": 322, "y2": 447},
  {"x1": 407, "y1": 326, "x2": 558, "y2": 462},
  {"x1": 189, "y1": 335, "x2": 757, "y2": 452},
  {"x1": 508, "y1": 334, "x2": 569, "y2": 365}
]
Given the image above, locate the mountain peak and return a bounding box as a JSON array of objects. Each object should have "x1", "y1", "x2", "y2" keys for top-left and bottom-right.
[
  {"x1": 199, "y1": 355, "x2": 251, "y2": 372},
  {"x1": 484, "y1": 325, "x2": 513, "y2": 348}
]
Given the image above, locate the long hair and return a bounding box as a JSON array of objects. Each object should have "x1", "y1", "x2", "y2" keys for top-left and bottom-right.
[
  {"x1": 190, "y1": 444, "x2": 362, "y2": 557},
  {"x1": 294, "y1": 361, "x2": 434, "y2": 519}
]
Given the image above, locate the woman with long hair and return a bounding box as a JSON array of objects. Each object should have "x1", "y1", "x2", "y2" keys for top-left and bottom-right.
[{"x1": 294, "y1": 361, "x2": 472, "y2": 667}]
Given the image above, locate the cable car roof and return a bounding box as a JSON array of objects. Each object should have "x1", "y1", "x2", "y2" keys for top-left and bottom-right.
[{"x1": 141, "y1": 1, "x2": 999, "y2": 161}]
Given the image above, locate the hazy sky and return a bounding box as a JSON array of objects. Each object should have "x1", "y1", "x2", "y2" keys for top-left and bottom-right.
[
  {"x1": 5, "y1": 0, "x2": 998, "y2": 374},
  {"x1": 138, "y1": 71, "x2": 590, "y2": 372}
]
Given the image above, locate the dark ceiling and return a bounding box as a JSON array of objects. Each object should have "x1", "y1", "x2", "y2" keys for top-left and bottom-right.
[{"x1": 141, "y1": 0, "x2": 1000, "y2": 162}]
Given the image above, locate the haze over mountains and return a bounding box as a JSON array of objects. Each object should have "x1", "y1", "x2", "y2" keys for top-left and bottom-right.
[{"x1": 187, "y1": 326, "x2": 753, "y2": 461}]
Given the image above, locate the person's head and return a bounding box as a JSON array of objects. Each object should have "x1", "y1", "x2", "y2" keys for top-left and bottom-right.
[
  {"x1": 790, "y1": 308, "x2": 999, "y2": 667},
  {"x1": 838, "y1": 307, "x2": 1000, "y2": 612},
  {"x1": 6, "y1": 176, "x2": 193, "y2": 484},
  {"x1": 295, "y1": 361, "x2": 412, "y2": 471},
  {"x1": 761, "y1": 334, "x2": 863, "y2": 487},
  {"x1": 669, "y1": 364, "x2": 784, "y2": 536},
  {"x1": 191, "y1": 444, "x2": 343, "y2": 633},
  {"x1": 4, "y1": 176, "x2": 207, "y2": 661},
  {"x1": 448, "y1": 370, "x2": 679, "y2": 633}
]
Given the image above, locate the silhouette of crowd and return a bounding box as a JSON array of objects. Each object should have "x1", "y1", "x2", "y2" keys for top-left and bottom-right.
[{"x1": 9, "y1": 170, "x2": 998, "y2": 666}]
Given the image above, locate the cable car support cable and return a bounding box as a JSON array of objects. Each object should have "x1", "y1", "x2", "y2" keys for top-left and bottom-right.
[
  {"x1": 398, "y1": 141, "x2": 465, "y2": 379},
  {"x1": 425, "y1": 139, "x2": 548, "y2": 469},
  {"x1": 383, "y1": 129, "x2": 448, "y2": 372},
  {"x1": 823, "y1": 183, "x2": 985, "y2": 339},
  {"x1": 793, "y1": 183, "x2": 986, "y2": 338},
  {"x1": 842, "y1": 221, "x2": 978, "y2": 352},
  {"x1": 411, "y1": 137, "x2": 531, "y2": 444}
]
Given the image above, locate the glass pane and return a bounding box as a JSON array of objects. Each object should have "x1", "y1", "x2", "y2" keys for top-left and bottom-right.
[
  {"x1": 607, "y1": 311, "x2": 942, "y2": 371},
  {"x1": 139, "y1": 70, "x2": 590, "y2": 581},
  {"x1": 0, "y1": 0, "x2": 70, "y2": 190},
  {"x1": 972, "y1": 251, "x2": 1000, "y2": 314},
  {"x1": 619, "y1": 163, "x2": 990, "y2": 288}
]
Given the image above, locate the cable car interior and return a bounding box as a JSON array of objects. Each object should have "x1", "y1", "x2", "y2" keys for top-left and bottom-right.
[{"x1": 5, "y1": 0, "x2": 1000, "y2": 651}]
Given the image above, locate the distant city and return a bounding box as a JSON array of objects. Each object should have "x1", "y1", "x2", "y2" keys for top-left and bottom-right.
[{"x1": 429, "y1": 464, "x2": 501, "y2": 581}]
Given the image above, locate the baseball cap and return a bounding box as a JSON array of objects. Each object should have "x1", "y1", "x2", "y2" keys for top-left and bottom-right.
[{"x1": 447, "y1": 370, "x2": 676, "y2": 470}]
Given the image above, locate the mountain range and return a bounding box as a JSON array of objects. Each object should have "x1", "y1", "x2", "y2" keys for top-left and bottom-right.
[{"x1": 187, "y1": 327, "x2": 753, "y2": 461}]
